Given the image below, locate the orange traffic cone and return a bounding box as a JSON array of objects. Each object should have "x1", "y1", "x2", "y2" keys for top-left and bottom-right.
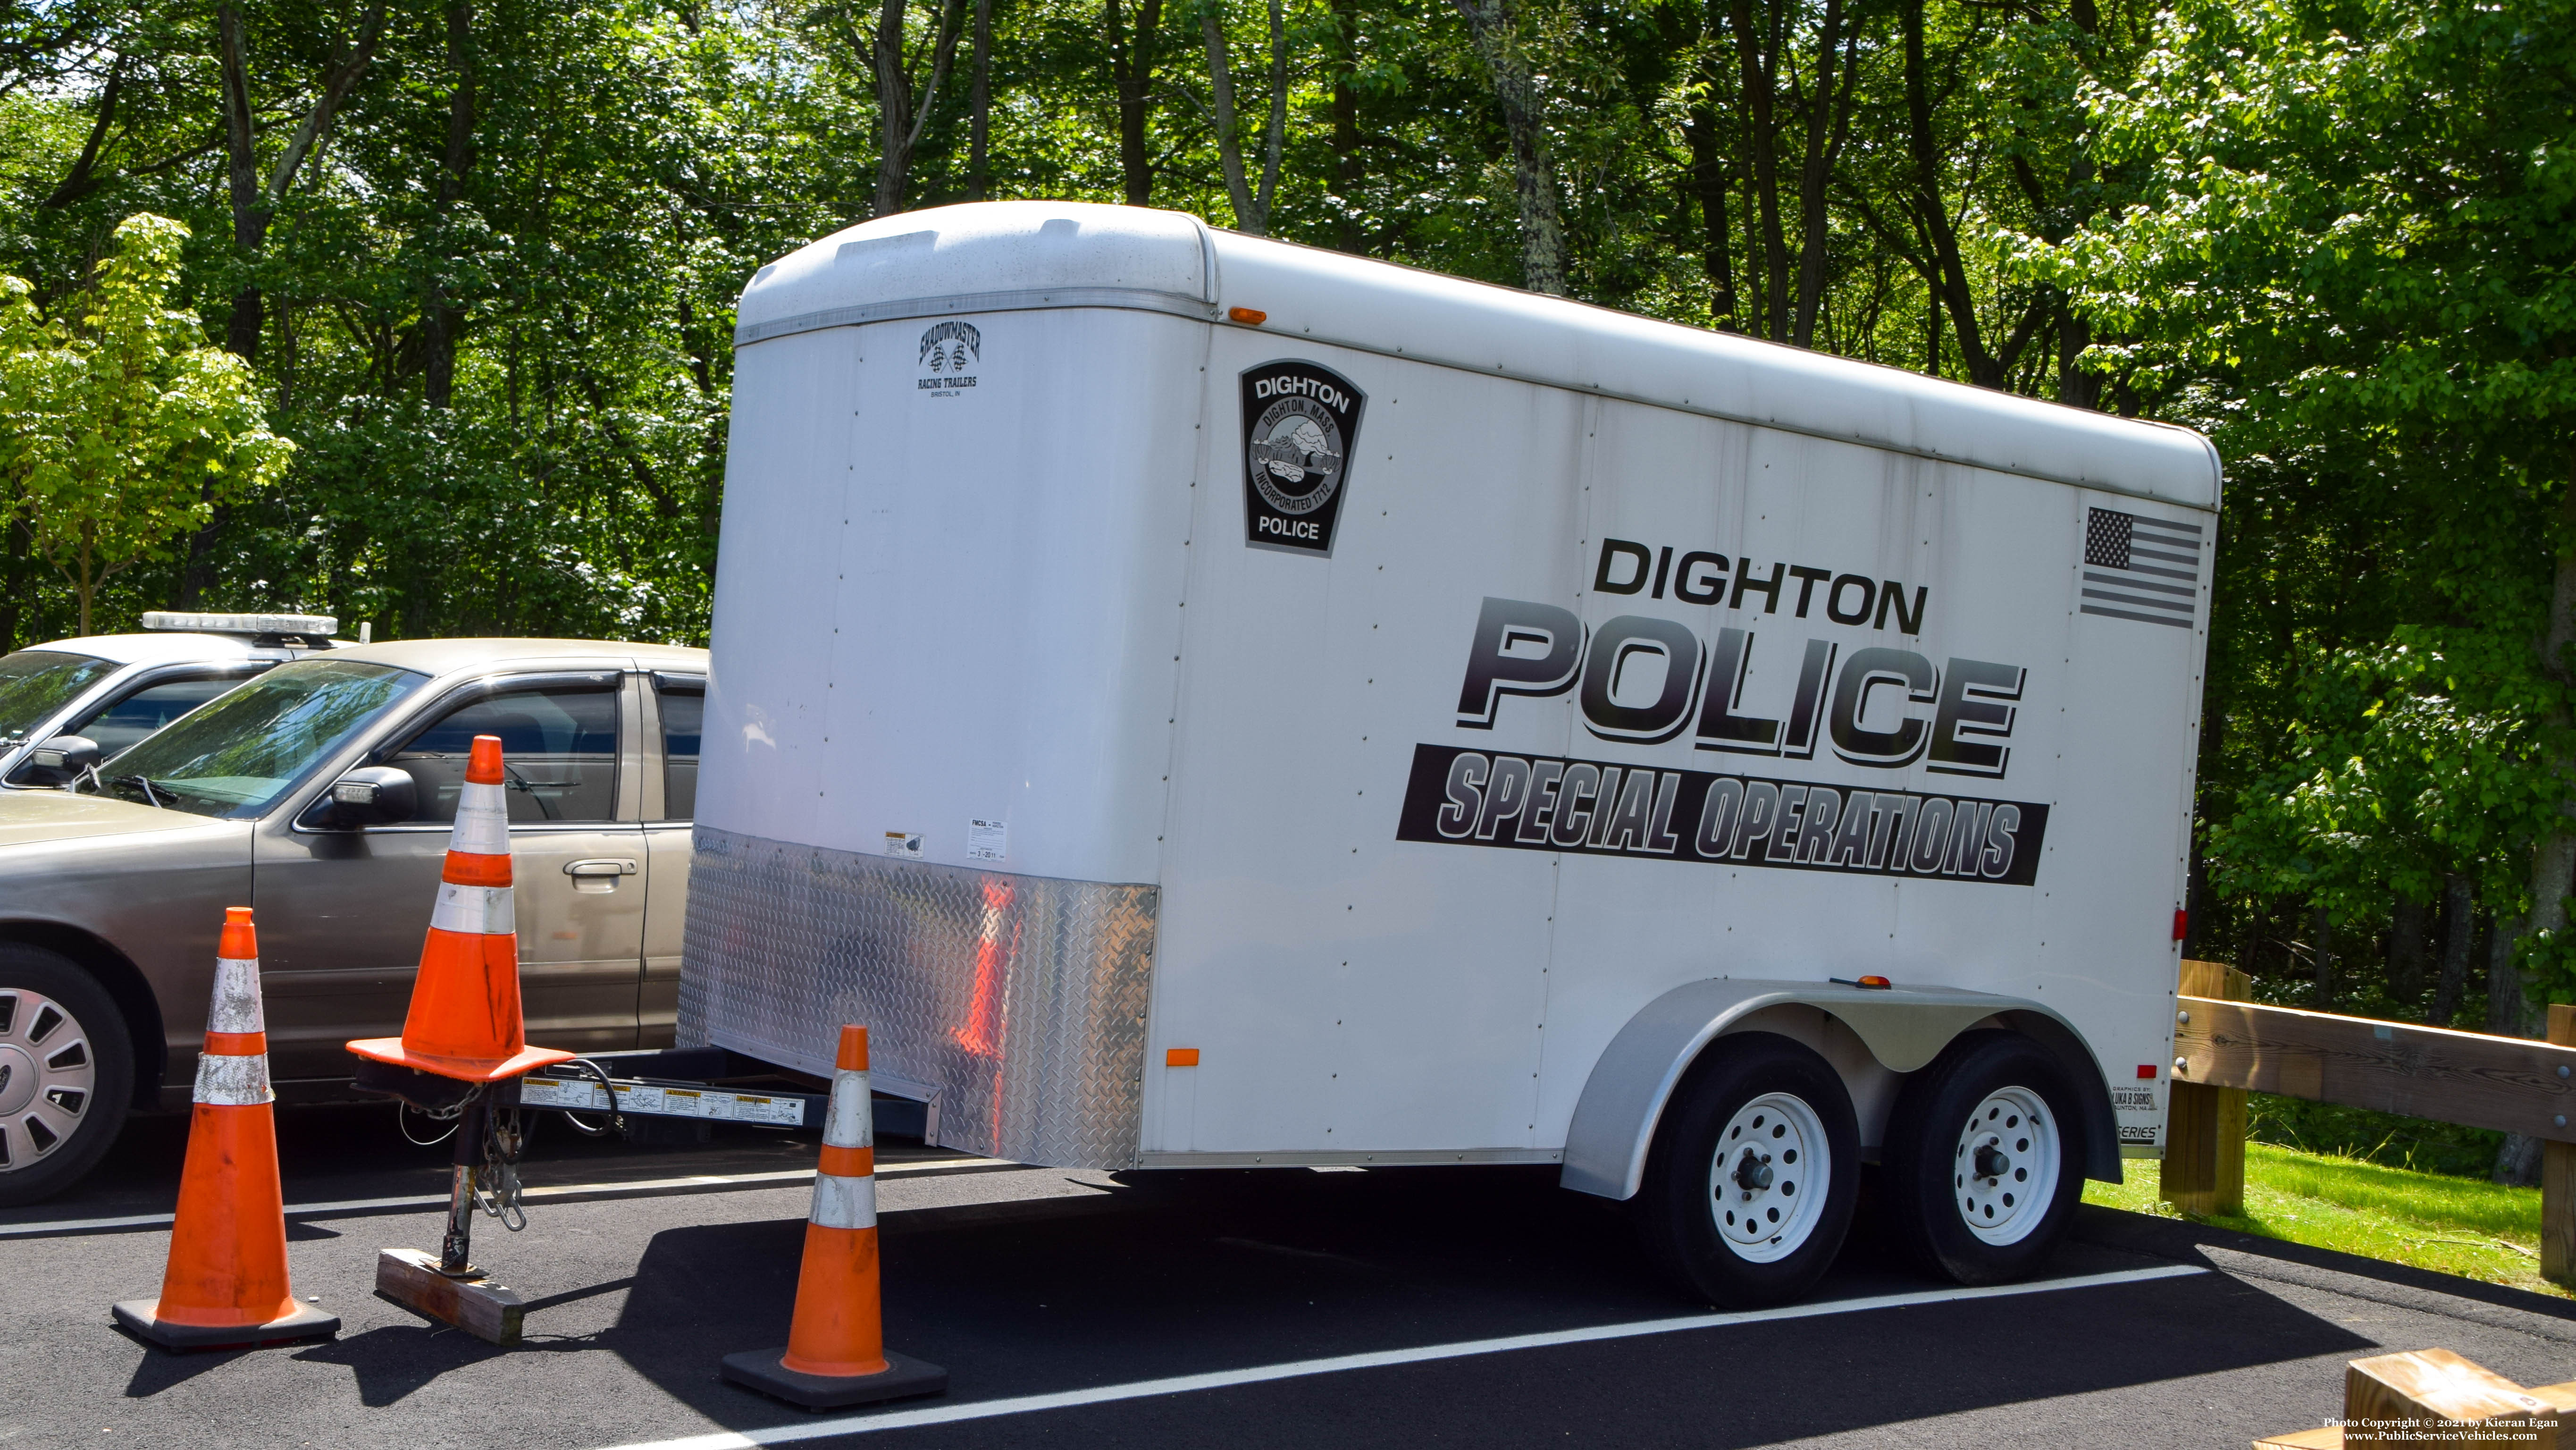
[
  {"x1": 348, "y1": 734, "x2": 574, "y2": 1083},
  {"x1": 721, "y1": 1026, "x2": 947, "y2": 1408},
  {"x1": 112, "y1": 908, "x2": 339, "y2": 1349}
]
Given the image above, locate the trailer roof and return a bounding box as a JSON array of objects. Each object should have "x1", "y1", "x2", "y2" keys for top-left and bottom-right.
[{"x1": 735, "y1": 201, "x2": 2221, "y2": 513}]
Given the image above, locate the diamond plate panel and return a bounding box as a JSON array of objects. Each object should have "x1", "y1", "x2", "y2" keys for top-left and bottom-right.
[{"x1": 678, "y1": 826, "x2": 1156, "y2": 1167}]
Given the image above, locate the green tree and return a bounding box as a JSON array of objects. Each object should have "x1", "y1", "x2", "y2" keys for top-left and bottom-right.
[
  {"x1": 2029, "y1": 0, "x2": 2576, "y2": 1171},
  {"x1": 0, "y1": 212, "x2": 291, "y2": 634}
]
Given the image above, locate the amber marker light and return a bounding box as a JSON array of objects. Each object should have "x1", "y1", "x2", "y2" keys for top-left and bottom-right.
[
  {"x1": 1228, "y1": 306, "x2": 1267, "y2": 325},
  {"x1": 1856, "y1": 975, "x2": 1892, "y2": 989},
  {"x1": 1166, "y1": 1048, "x2": 1201, "y2": 1067}
]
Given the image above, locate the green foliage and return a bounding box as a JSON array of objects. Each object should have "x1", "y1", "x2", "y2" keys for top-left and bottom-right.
[
  {"x1": 2085, "y1": 1141, "x2": 2560, "y2": 1295},
  {"x1": 0, "y1": 214, "x2": 290, "y2": 634},
  {"x1": 0, "y1": 0, "x2": 2568, "y2": 1038}
]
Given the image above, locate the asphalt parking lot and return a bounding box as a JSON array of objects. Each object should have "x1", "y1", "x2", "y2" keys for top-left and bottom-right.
[{"x1": 8, "y1": 1106, "x2": 2576, "y2": 1449}]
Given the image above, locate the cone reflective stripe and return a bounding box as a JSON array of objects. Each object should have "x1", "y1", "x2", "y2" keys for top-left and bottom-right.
[
  {"x1": 192, "y1": 939, "x2": 272, "y2": 1105},
  {"x1": 720, "y1": 1025, "x2": 945, "y2": 1408},
  {"x1": 346, "y1": 734, "x2": 573, "y2": 1083},
  {"x1": 113, "y1": 909, "x2": 338, "y2": 1349}
]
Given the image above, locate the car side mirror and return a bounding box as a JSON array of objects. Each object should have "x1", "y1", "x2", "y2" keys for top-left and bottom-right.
[
  {"x1": 313, "y1": 766, "x2": 417, "y2": 828},
  {"x1": 16, "y1": 735, "x2": 101, "y2": 787}
]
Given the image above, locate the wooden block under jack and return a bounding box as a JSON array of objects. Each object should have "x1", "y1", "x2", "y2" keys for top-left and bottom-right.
[
  {"x1": 2343, "y1": 1349, "x2": 2556, "y2": 1448},
  {"x1": 376, "y1": 1248, "x2": 526, "y2": 1347}
]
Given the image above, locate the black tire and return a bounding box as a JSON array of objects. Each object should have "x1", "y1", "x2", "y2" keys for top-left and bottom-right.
[
  {"x1": 0, "y1": 944, "x2": 135, "y2": 1207},
  {"x1": 1881, "y1": 1029, "x2": 2084, "y2": 1285},
  {"x1": 1635, "y1": 1032, "x2": 1860, "y2": 1308}
]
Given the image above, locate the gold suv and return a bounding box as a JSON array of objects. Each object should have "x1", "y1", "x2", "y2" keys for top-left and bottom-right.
[{"x1": 0, "y1": 638, "x2": 707, "y2": 1204}]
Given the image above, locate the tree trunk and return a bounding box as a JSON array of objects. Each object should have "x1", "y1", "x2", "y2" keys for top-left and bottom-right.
[
  {"x1": 217, "y1": 4, "x2": 263, "y2": 360},
  {"x1": 2309, "y1": 905, "x2": 2336, "y2": 1012},
  {"x1": 1682, "y1": 93, "x2": 1738, "y2": 329},
  {"x1": 2499, "y1": 467, "x2": 2576, "y2": 1182},
  {"x1": 1451, "y1": 0, "x2": 1564, "y2": 295},
  {"x1": 1787, "y1": 0, "x2": 1851, "y2": 347},
  {"x1": 1256, "y1": 0, "x2": 1284, "y2": 228},
  {"x1": 214, "y1": 0, "x2": 386, "y2": 362},
  {"x1": 1204, "y1": 4, "x2": 1252, "y2": 229},
  {"x1": 1897, "y1": 0, "x2": 1997, "y2": 385},
  {"x1": 1729, "y1": 0, "x2": 1785, "y2": 338},
  {"x1": 2386, "y1": 897, "x2": 2428, "y2": 1005},
  {"x1": 422, "y1": 0, "x2": 476, "y2": 410},
  {"x1": 872, "y1": 0, "x2": 965, "y2": 217},
  {"x1": 1328, "y1": 0, "x2": 1360, "y2": 252},
  {"x1": 1201, "y1": 0, "x2": 1288, "y2": 234},
  {"x1": 2429, "y1": 872, "x2": 2474, "y2": 1027},
  {"x1": 1105, "y1": 0, "x2": 1164, "y2": 206},
  {"x1": 968, "y1": 0, "x2": 991, "y2": 197},
  {"x1": 41, "y1": 62, "x2": 122, "y2": 211}
]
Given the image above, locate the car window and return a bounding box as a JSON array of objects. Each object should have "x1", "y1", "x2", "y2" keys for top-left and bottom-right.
[
  {"x1": 391, "y1": 683, "x2": 620, "y2": 824},
  {"x1": 88, "y1": 658, "x2": 427, "y2": 818},
  {"x1": 70, "y1": 671, "x2": 262, "y2": 759},
  {"x1": 658, "y1": 685, "x2": 701, "y2": 821},
  {"x1": 0, "y1": 650, "x2": 115, "y2": 748}
]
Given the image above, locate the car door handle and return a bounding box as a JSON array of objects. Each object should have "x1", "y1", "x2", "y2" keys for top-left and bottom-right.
[{"x1": 564, "y1": 859, "x2": 639, "y2": 877}]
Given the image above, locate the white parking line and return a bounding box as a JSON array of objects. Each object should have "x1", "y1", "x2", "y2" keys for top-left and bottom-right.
[
  {"x1": 597, "y1": 1263, "x2": 2213, "y2": 1450},
  {"x1": 0, "y1": 1157, "x2": 1008, "y2": 1239}
]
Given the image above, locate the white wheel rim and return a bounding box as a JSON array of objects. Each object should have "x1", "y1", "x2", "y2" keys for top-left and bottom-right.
[
  {"x1": 0, "y1": 987, "x2": 97, "y2": 1172},
  {"x1": 1953, "y1": 1086, "x2": 2057, "y2": 1245},
  {"x1": 1706, "y1": 1091, "x2": 1829, "y2": 1263}
]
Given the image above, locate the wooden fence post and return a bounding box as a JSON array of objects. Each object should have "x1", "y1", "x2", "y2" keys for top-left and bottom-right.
[
  {"x1": 2545, "y1": 1003, "x2": 2576, "y2": 1289},
  {"x1": 2163, "y1": 958, "x2": 2251, "y2": 1218}
]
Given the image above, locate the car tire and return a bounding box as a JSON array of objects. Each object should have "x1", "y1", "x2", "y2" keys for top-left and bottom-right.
[
  {"x1": 1881, "y1": 1029, "x2": 2084, "y2": 1285},
  {"x1": 0, "y1": 945, "x2": 134, "y2": 1207},
  {"x1": 1635, "y1": 1032, "x2": 1860, "y2": 1308}
]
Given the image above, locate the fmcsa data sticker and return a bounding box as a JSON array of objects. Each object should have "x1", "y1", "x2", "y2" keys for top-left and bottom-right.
[{"x1": 1242, "y1": 359, "x2": 1365, "y2": 556}]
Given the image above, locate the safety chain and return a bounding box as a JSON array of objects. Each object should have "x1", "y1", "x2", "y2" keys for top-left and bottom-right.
[
  {"x1": 473, "y1": 1106, "x2": 530, "y2": 1232},
  {"x1": 395, "y1": 1081, "x2": 485, "y2": 1145}
]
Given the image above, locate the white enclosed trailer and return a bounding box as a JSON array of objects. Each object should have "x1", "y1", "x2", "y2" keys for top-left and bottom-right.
[{"x1": 681, "y1": 200, "x2": 2221, "y2": 1303}]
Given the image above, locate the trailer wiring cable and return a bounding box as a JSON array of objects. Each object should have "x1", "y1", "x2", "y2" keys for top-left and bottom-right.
[
  {"x1": 394, "y1": 1080, "x2": 487, "y2": 1146},
  {"x1": 475, "y1": 1106, "x2": 530, "y2": 1232},
  {"x1": 555, "y1": 1056, "x2": 628, "y2": 1139}
]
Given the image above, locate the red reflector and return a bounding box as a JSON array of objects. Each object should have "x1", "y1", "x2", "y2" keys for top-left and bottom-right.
[
  {"x1": 2172, "y1": 908, "x2": 2189, "y2": 942},
  {"x1": 2137, "y1": 1064, "x2": 2158, "y2": 1079}
]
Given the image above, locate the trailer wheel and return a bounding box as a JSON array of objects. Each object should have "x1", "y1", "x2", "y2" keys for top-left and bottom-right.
[
  {"x1": 1636, "y1": 1032, "x2": 1858, "y2": 1308},
  {"x1": 1882, "y1": 1030, "x2": 2083, "y2": 1285}
]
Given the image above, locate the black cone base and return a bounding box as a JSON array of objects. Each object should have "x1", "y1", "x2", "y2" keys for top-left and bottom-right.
[
  {"x1": 720, "y1": 1347, "x2": 948, "y2": 1410},
  {"x1": 112, "y1": 1298, "x2": 340, "y2": 1351}
]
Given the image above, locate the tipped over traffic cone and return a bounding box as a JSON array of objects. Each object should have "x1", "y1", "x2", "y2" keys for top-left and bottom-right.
[
  {"x1": 721, "y1": 1026, "x2": 947, "y2": 1409},
  {"x1": 112, "y1": 908, "x2": 340, "y2": 1350},
  {"x1": 347, "y1": 734, "x2": 574, "y2": 1083}
]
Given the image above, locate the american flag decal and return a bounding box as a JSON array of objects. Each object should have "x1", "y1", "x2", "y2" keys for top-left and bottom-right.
[{"x1": 2081, "y1": 508, "x2": 2201, "y2": 629}]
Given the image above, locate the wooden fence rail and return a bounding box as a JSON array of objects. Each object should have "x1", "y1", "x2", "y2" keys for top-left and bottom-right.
[{"x1": 2159, "y1": 960, "x2": 2576, "y2": 1286}]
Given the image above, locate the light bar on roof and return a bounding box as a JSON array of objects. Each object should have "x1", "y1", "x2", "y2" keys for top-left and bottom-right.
[{"x1": 140, "y1": 611, "x2": 338, "y2": 637}]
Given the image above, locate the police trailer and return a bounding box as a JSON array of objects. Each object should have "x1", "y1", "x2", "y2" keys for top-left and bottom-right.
[{"x1": 678, "y1": 200, "x2": 2219, "y2": 1305}]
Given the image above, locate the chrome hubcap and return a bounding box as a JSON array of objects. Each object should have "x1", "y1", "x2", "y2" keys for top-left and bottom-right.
[
  {"x1": 1953, "y1": 1086, "x2": 2057, "y2": 1246},
  {"x1": 1708, "y1": 1091, "x2": 1829, "y2": 1264},
  {"x1": 0, "y1": 989, "x2": 95, "y2": 1170}
]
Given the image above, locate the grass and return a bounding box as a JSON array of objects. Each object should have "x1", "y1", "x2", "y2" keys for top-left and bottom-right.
[{"x1": 2081, "y1": 1140, "x2": 2566, "y2": 1298}]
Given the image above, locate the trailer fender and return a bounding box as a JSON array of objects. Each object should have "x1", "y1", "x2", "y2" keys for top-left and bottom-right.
[{"x1": 1559, "y1": 978, "x2": 2121, "y2": 1201}]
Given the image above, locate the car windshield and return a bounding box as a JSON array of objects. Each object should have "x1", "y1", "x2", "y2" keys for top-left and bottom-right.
[
  {"x1": 0, "y1": 650, "x2": 116, "y2": 748},
  {"x1": 85, "y1": 658, "x2": 426, "y2": 818}
]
